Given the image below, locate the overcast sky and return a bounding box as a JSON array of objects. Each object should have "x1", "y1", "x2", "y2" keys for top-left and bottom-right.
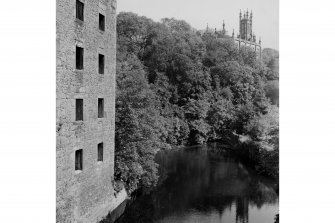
[{"x1": 117, "y1": 0, "x2": 279, "y2": 50}]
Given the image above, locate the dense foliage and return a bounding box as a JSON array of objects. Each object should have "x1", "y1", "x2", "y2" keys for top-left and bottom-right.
[{"x1": 114, "y1": 12, "x2": 279, "y2": 192}]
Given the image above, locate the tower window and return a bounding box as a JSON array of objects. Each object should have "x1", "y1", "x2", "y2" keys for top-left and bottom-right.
[
  {"x1": 76, "y1": 0, "x2": 84, "y2": 21},
  {"x1": 76, "y1": 46, "x2": 84, "y2": 70},
  {"x1": 76, "y1": 99, "x2": 83, "y2": 121},
  {"x1": 75, "y1": 149, "x2": 83, "y2": 170},
  {"x1": 99, "y1": 54, "x2": 104, "y2": 74},
  {"x1": 98, "y1": 98, "x2": 104, "y2": 118},
  {"x1": 98, "y1": 143, "x2": 103, "y2": 162},
  {"x1": 99, "y1": 14, "x2": 105, "y2": 31}
]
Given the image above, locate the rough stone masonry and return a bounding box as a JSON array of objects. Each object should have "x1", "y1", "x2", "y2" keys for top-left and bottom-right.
[{"x1": 56, "y1": 0, "x2": 124, "y2": 222}]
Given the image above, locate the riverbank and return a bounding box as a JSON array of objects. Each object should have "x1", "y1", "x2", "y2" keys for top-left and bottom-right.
[
  {"x1": 222, "y1": 132, "x2": 279, "y2": 180},
  {"x1": 166, "y1": 133, "x2": 279, "y2": 181}
]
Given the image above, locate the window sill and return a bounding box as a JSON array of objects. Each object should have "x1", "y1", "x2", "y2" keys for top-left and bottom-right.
[
  {"x1": 99, "y1": 29, "x2": 105, "y2": 34},
  {"x1": 74, "y1": 69, "x2": 84, "y2": 74},
  {"x1": 97, "y1": 161, "x2": 103, "y2": 165},
  {"x1": 74, "y1": 121, "x2": 84, "y2": 126},
  {"x1": 98, "y1": 74, "x2": 104, "y2": 82},
  {"x1": 75, "y1": 18, "x2": 84, "y2": 26},
  {"x1": 98, "y1": 74, "x2": 105, "y2": 80},
  {"x1": 75, "y1": 170, "x2": 83, "y2": 174}
]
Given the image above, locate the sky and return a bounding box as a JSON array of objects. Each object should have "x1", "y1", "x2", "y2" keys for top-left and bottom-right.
[{"x1": 117, "y1": 0, "x2": 279, "y2": 50}]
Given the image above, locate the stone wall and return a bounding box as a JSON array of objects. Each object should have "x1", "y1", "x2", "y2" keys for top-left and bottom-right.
[{"x1": 56, "y1": 0, "x2": 119, "y2": 222}]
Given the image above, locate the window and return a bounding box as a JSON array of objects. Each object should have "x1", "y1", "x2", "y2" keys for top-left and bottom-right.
[
  {"x1": 98, "y1": 143, "x2": 103, "y2": 162},
  {"x1": 99, "y1": 14, "x2": 105, "y2": 31},
  {"x1": 98, "y1": 98, "x2": 104, "y2": 118},
  {"x1": 76, "y1": 99, "x2": 83, "y2": 121},
  {"x1": 99, "y1": 54, "x2": 104, "y2": 74},
  {"x1": 76, "y1": 46, "x2": 84, "y2": 70},
  {"x1": 76, "y1": 0, "x2": 84, "y2": 21},
  {"x1": 75, "y1": 149, "x2": 83, "y2": 170}
]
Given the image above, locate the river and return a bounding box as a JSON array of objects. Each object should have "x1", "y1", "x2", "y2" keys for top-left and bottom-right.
[{"x1": 103, "y1": 144, "x2": 279, "y2": 223}]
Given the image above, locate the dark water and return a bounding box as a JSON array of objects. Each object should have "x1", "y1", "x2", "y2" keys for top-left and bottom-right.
[{"x1": 106, "y1": 144, "x2": 279, "y2": 223}]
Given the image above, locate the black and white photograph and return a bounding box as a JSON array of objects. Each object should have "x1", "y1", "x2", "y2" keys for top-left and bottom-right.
[
  {"x1": 3, "y1": 0, "x2": 335, "y2": 223},
  {"x1": 56, "y1": 0, "x2": 279, "y2": 222}
]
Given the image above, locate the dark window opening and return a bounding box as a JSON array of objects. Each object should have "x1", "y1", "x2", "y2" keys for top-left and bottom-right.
[
  {"x1": 75, "y1": 149, "x2": 83, "y2": 170},
  {"x1": 76, "y1": 0, "x2": 84, "y2": 21},
  {"x1": 99, "y1": 54, "x2": 104, "y2": 74},
  {"x1": 98, "y1": 98, "x2": 104, "y2": 118},
  {"x1": 99, "y1": 14, "x2": 105, "y2": 31},
  {"x1": 76, "y1": 99, "x2": 83, "y2": 121},
  {"x1": 98, "y1": 143, "x2": 103, "y2": 162},
  {"x1": 76, "y1": 46, "x2": 84, "y2": 70}
]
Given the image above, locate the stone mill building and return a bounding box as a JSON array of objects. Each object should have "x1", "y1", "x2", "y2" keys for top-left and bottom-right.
[{"x1": 56, "y1": 0, "x2": 125, "y2": 222}]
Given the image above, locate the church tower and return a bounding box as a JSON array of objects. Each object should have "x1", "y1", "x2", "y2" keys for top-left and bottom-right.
[
  {"x1": 240, "y1": 9, "x2": 253, "y2": 41},
  {"x1": 203, "y1": 9, "x2": 262, "y2": 58},
  {"x1": 234, "y1": 9, "x2": 262, "y2": 58}
]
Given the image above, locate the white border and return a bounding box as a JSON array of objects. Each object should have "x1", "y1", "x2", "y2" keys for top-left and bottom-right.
[
  {"x1": 0, "y1": 0, "x2": 56, "y2": 222},
  {"x1": 0, "y1": 0, "x2": 335, "y2": 222},
  {"x1": 281, "y1": 0, "x2": 335, "y2": 222}
]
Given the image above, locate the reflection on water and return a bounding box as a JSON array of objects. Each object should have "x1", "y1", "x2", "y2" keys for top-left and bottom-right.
[{"x1": 103, "y1": 144, "x2": 279, "y2": 223}]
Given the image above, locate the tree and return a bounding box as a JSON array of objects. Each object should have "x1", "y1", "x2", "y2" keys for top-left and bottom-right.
[
  {"x1": 114, "y1": 54, "x2": 162, "y2": 192},
  {"x1": 184, "y1": 99, "x2": 211, "y2": 144},
  {"x1": 117, "y1": 12, "x2": 157, "y2": 59},
  {"x1": 207, "y1": 99, "x2": 235, "y2": 140},
  {"x1": 262, "y1": 48, "x2": 279, "y2": 80},
  {"x1": 203, "y1": 38, "x2": 239, "y2": 67},
  {"x1": 265, "y1": 80, "x2": 279, "y2": 106}
]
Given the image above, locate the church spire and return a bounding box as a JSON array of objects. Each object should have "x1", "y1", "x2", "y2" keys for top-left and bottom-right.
[
  {"x1": 250, "y1": 9, "x2": 253, "y2": 35},
  {"x1": 222, "y1": 20, "x2": 226, "y2": 34}
]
